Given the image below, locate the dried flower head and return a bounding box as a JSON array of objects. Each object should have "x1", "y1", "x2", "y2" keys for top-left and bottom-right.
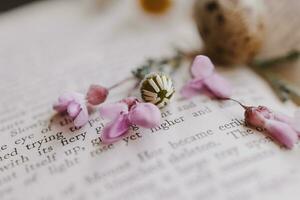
[{"x1": 140, "y1": 73, "x2": 175, "y2": 108}]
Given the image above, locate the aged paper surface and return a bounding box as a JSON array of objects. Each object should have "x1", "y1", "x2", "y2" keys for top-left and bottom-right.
[{"x1": 0, "y1": 1, "x2": 299, "y2": 200}]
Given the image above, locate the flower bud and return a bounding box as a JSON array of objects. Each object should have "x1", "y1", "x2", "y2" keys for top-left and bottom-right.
[
  {"x1": 140, "y1": 73, "x2": 175, "y2": 108},
  {"x1": 244, "y1": 106, "x2": 271, "y2": 127},
  {"x1": 86, "y1": 84, "x2": 108, "y2": 105}
]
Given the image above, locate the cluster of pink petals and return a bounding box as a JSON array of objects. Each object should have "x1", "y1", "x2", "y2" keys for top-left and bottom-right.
[
  {"x1": 245, "y1": 106, "x2": 300, "y2": 149},
  {"x1": 53, "y1": 92, "x2": 88, "y2": 127},
  {"x1": 53, "y1": 85, "x2": 108, "y2": 127},
  {"x1": 99, "y1": 97, "x2": 161, "y2": 143},
  {"x1": 181, "y1": 55, "x2": 232, "y2": 99}
]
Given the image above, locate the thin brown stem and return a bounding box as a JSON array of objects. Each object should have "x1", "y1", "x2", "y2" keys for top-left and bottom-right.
[
  {"x1": 224, "y1": 98, "x2": 249, "y2": 109},
  {"x1": 108, "y1": 76, "x2": 135, "y2": 90}
]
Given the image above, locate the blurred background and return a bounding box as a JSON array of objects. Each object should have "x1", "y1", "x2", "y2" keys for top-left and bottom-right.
[
  {"x1": 0, "y1": 0, "x2": 299, "y2": 103},
  {"x1": 0, "y1": 0, "x2": 38, "y2": 12}
]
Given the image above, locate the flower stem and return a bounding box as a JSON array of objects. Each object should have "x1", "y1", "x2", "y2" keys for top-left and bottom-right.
[
  {"x1": 108, "y1": 76, "x2": 135, "y2": 90},
  {"x1": 224, "y1": 98, "x2": 249, "y2": 109}
]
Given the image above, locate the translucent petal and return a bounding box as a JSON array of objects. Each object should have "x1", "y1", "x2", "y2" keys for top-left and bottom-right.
[
  {"x1": 265, "y1": 120, "x2": 298, "y2": 149},
  {"x1": 191, "y1": 55, "x2": 214, "y2": 78},
  {"x1": 101, "y1": 114, "x2": 130, "y2": 143},
  {"x1": 128, "y1": 103, "x2": 161, "y2": 128},
  {"x1": 203, "y1": 73, "x2": 232, "y2": 99},
  {"x1": 99, "y1": 102, "x2": 128, "y2": 120}
]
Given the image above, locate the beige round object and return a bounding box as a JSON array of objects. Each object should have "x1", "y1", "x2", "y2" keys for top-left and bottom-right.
[{"x1": 194, "y1": 0, "x2": 266, "y2": 65}]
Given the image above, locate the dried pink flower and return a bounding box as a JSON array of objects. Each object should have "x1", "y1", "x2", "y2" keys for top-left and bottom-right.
[
  {"x1": 181, "y1": 55, "x2": 232, "y2": 99},
  {"x1": 245, "y1": 106, "x2": 299, "y2": 149},
  {"x1": 99, "y1": 97, "x2": 161, "y2": 143},
  {"x1": 121, "y1": 97, "x2": 139, "y2": 109},
  {"x1": 53, "y1": 92, "x2": 88, "y2": 127},
  {"x1": 86, "y1": 84, "x2": 108, "y2": 105},
  {"x1": 53, "y1": 84, "x2": 108, "y2": 127}
]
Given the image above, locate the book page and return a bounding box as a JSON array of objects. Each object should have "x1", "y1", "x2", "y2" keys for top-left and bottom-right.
[{"x1": 0, "y1": 1, "x2": 299, "y2": 200}]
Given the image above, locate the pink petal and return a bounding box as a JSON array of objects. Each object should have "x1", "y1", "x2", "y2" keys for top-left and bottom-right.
[
  {"x1": 128, "y1": 103, "x2": 161, "y2": 128},
  {"x1": 203, "y1": 73, "x2": 232, "y2": 99},
  {"x1": 53, "y1": 102, "x2": 68, "y2": 113},
  {"x1": 53, "y1": 92, "x2": 88, "y2": 127},
  {"x1": 53, "y1": 92, "x2": 84, "y2": 112},
  {"x1": 101, "y1": 114, "x2": 130, "y2": 143},
  {"x1": 180, "y1": 85, "x2": 200, "y2": 99},
  {"x1": 255, "y1": 106, "x2": 273, "y2": 119},
  {"x1": 191, "y1": 55, "x2": 214, "y2": 78},
  {"x1": 53, "y1": 95, "x2": 73, "y2": 112},
  {"x1": 180, "y1": 79, "x2": 204, "y2": 99},
  {"x1": 86, "y1": 84, "x2": 108, "y2": 105},
  {"x1": 264, "y1": 120, "x2": 298, "y2": 149},
  {"x1": 121, "y1": 97, "x2": 139, "y2": 109},
  {"x1": 244, "y1": 106, "x2": 267, "y2": 128},
  {"x1": 274, "y1": 110, "x2": 300, "y2": 135},
  {"x1": 99, "y1": 102, "x2": 128, "y2": 120},
  {"x1": 58, "y1": 92, "x2": 77, "y2": 103},
  {"x1": 274, "y1": 112, "x2": 293, "y2": 124},
  {"x1": 73, "y1": 105, "x2": 89, "y2": 127},
  {"x1": 67, "y1": 102, "x2": 81, "y2": 118}
]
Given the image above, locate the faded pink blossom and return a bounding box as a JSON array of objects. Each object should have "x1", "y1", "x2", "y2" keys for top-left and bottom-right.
[
  {"x1": 99, "y1": 97, "x2": 161, "y2": 143},
  {"x1": 181, "y1": 55, "x2": 232, "y2": 99},
  {"x1": 86, "y1": 84, "x2": 108, "y2": 105},
  {"x1": 53, "y1": 92, "x2": 88, "y2": 127},
  {"x1": 245, "y1": 106, "x2": 299, "y2": 149},
  {"x1": 121, "y1": 97, "x2": 139, "y2": 109},
  {"x1": 53, "y1": 84, "x2": 108, "y2": 127}
]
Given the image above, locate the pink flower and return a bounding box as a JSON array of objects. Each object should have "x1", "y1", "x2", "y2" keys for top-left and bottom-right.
[
  {"x1": 53, "y1": 92, "x2": 88, "y2": 127},
  {"x1": 99, "y1": 97, "x2": 161, "y2": 143},
  {"x1": 86, "y1": 84, "x2": 108, "y2": 105},
  {"x1": 245, "y1": 106, "x2": 299, "y2": 149},
  {"x1": 53, "y1": 84, "x2": 108, "y2": 127},
  {"x1": 181, "y1": 55, "x2": 232, "y2": 99}
]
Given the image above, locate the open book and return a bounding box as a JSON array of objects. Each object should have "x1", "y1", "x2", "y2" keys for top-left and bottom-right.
[{"x1": 0, "y1": 0, "x2": 299, "y2": 200}]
